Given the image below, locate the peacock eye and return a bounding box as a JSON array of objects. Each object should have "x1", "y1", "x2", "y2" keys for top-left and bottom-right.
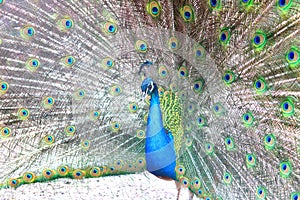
[
  {"x1": 128, "y1": 102, "x2": 138, "y2": 113},
  {"x1": 194, "y1": 44, "x2": 206, "y2": 60},
  {"x1": 146, "y1": 1, "x2": 162, "y2": 18},
  {"x1": 193, "y1": 79, "x2": 204, "y2": 94},
  {"x1": 180, "y1": 5, "x2": 195, "y2": 22},
  {"x1": 246, "y1": 153, "x2": 256, "y2": 168},
  {"x1": 178, "y1": 66, "x2": 188, "y2": 78},
  {"x1": 9, "y1": 178, "x2": 19, "y2": 187},
  {"x1": 256, "y1": 186, "x2": 267, "y2": 199},
  {"x1": 264, "y1": 133, "x2": 276, "y2": 150},
  {"x1": 65, "y1": 125, "x2": 76, "y2": 136},
  {"x1": 280, "y1": 98, "x2": 295, "y2": 117},
  {"x1": 23, "y1": 172, "x2": 36, "y2": 183},
  {"x1": 135, "y1": 40, "x2": 148, "y2": 53},
  {"x1": 277, "y1": 0, "x2": 292, "y2": 12},
  {"x1": 44, "y1": 135, "x2": 55, "y2": 145},
  {"x1": 242, "y1": 111, "x2": 254, "y2": 127},
  {"x1": 1, "y1": 127, "x2": 11, "y2": 138},
  {"x1": 72, "y1": 169, "x2": 85, "y2": 179},
  {"x1": 57, "y1": 16, "x2": 74, "y2": 32},
  {"x1": 197, "y1": 115, "x2": 207, "y2": 128},
  {"x1": 18, "y1": 108, "x2": 30, "y2": 120},
  {"x1": 20, "y1": 25, "x2": 35, "y2": 40},
  {"x1": 240, "y1": 0, "x2": 254, "y2": 8},
  {"x1": 219, "y1": 28, "x2": 231, "y2": 46},
  {"x1": 0, "y1": 81, "x2": 9, "y2": 95},
  {"x1": 211, "y1": 0, "x2": 217, "y2": 7},
  {"x1": 158, "y1": 65, "x2": 168, "y2": 77},
  {"x1": 286, "y1": 47, "x2": 300, "y2": 68},
  {"x1": 81, "y1": 140, "x2": 91, "y2": 150},
  {"x1": 209, "y1": 0, "x2": 221, "y2": 9},
  {"x1": 252, "y1": 31, "x2": 267, "y2": 50},
  {"x1": 225, "y1": 137, "x2": 235, "y2": 150},
  {"x1": 291, "y1": 192, "x2": 299, "y2": 200},
  {"x1": 223, "y1": 172, "x2": 232, "y2": 184},
  {"x1": 253, "y1": 77, "x2": 268, "y2": 94},
  {"x1": 223, "y1": 70, "x2": 235, "y2": 85},
  {"x1": 62, "y1": 55, "x2": 76, "y2": 68},
  {"x1": 103, "y1": 21, "x2": 117, "y2": 35},
  {"x1": 111, "y1": 121, "x2": 121, "y2": 132},
  {"x1": 26, "y1": 58, "x2": 40, "y2": 72},
  {"x1": 279, "y1": 161, "x2": 292, "y2": 178},
  {"x1": 42, "y1": 96, "x2": 55, "y2": 109},
  {"x1": 205, "y1": 142, "x2": 214, "y2": 155},
  {"x1": 168, "y1": 37, "x2": 179, "y2": 51}
]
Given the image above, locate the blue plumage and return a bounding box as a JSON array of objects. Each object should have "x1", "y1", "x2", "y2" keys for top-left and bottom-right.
[{"x1": 141, "y1": 78, "x2": 177, "y2": 180}]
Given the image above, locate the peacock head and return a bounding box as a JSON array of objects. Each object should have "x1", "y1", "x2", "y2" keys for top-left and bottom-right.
[{"x1": 141, "y1": 77, "x2": 157, "y2": 98}]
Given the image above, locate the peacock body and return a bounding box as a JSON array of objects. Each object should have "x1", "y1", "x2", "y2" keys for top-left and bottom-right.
[{"x1": 0, "y1": 0, "x2": 299, "y2": 199}]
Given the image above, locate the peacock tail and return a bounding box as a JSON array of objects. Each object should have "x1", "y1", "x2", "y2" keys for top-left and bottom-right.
[{"x1": 0, "y1": 0, "x2": 299, "y2": 199}]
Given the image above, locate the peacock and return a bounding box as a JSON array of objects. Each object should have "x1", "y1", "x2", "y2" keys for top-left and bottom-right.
[{"x1": 0, "y1": 0, "x2": 299, "y2": 199}]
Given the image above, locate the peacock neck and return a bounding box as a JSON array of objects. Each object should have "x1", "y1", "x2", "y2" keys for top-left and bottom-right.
[
  {"x1": 145, "y1": 87, "x2": 177, "y2": 180},
  {"x1": 150, "y1": 87, "x2": 159, "y2": 103},
  {"x1": 146, "y1": 88, "x2": 164, "y2": 136}
]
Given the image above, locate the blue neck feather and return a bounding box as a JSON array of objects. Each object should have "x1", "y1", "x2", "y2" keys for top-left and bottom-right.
[{"x1": 145, "y1": 87, "x2": 177, "y2": 180}]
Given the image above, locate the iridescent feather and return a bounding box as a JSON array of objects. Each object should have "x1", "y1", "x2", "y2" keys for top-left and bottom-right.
[{"x1": 0, "y1": 0, "x2": 299, "y2": 199}]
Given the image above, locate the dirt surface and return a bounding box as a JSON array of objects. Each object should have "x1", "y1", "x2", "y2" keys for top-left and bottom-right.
[{"x1": 0, "y1": 172, "x2": 194, "y2": 200}]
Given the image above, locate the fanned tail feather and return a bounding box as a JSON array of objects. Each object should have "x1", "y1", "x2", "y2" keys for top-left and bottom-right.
[{"x1": 0, "y1": 0, "x2": 299, "y2": 199}]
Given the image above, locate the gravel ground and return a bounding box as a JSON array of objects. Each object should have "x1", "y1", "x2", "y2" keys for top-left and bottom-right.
[{"x1": 0, "y1": 172, "x2": 195, "y2": 200}]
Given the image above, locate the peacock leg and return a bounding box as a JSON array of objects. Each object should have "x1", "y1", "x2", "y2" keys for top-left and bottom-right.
[
  {"x1": 188, "y1": 190, "x2": 194, "y2": 200},
  {"x1": 175, "y1": 181, "x2": 181, "y2": 200}
]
